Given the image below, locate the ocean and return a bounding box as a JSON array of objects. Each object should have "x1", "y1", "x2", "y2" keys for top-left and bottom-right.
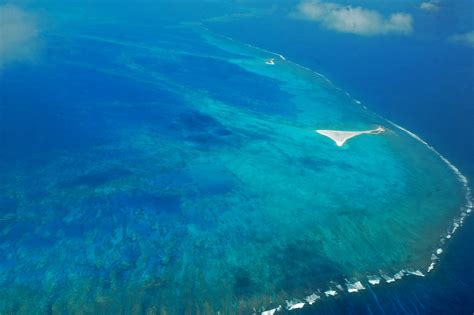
[{"x1": 0, "y1": 1, "x2": 473, "y2": 314}]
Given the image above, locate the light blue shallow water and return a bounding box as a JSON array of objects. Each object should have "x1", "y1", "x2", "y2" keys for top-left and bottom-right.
[{"x1": 0, "y1": 4, "x2": 472, "y2": 314}]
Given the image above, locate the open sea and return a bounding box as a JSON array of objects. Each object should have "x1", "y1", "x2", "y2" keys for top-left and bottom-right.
[{"x1": 0, "y1": 1, "x2": 473, "y2": 314}]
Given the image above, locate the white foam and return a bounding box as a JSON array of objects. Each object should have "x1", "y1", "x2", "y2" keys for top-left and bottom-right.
[
  {"x1": 367, "y1": 275, "x2": 381, "y2": 285},
  {"x1": 304, "y1": 293, "x2": 320, "y2": 305},
  {"x1": 346, "y1": 280, "x2": 365, "y2": 293},
  {"x1": 394, "y1": 270, "x2": 405, "y2": 280},
  {"x1": 452, "y1": 222, "x2": 460, "y2": 234},
  {"x1": 427, "y1": 262, "x2": 436, "y2": 273},
  {"x1": 354, "y1": 99, "x2": 361, "y2": 104},
  {"x1": 407, "y1": 269, "x2": 425, "y2": 277},
  {"x1": 324, "y1": 289, "x2": 338, "y2": 297},
  {"x1": 261, "y1": 306, "x2": 281, "y2": 315},
  {"x1": 385, "y1": 277, "x2": 396, "y2": 283},
  {"x1": 286, "y1": 301, "x2": 305, "y2": 311},
  {"x1": 436, "y1": 248, "x2": 443, "y2": 255}
]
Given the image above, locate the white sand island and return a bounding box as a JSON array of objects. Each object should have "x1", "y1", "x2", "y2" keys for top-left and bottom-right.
[
  {"x1": 316, "y1": 126, "x2": 385, "y2": 147},
  {"x1": 265, "y1": 58, "x2": 275, "y2": 65}
]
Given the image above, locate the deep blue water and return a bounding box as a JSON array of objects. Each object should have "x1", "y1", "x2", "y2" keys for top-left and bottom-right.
[{"x1": 0, "y1": 1, "x2": 473, "y2": 314}]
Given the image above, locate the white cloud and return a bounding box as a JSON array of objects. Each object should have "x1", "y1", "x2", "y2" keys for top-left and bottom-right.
[
  {"x1": 449, "y1": 31, "x2": 474, "y2": 47},
  {"x1": 420, "y1": 0, "x2": 440, "y2": 11},
  {"x1": 0, "y1": 5, "x2": 39, "y2": 68},
  {"x1": 294, "y1": 0, "x2": 413, "y2": 36},
  {"x1": 420, "y1": 3, "x2": 439, "y2": 11}
]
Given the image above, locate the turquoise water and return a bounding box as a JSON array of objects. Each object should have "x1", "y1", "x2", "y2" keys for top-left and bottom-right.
[{"x1": 0, "y1": 9, "x2": 472, "y2": 315}]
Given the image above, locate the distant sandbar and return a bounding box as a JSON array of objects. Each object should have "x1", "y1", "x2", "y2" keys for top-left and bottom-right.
[
  {"x1": 316, "y1": 126, "x2": 385, "y2": 147},
  {"x1": 265, "y1": 58, "x2": 275, "y2": 65}
]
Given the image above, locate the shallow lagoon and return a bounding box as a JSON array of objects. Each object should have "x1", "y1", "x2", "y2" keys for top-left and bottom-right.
[{"x1": 0, "y1": 17, "x2": 471, "y2": 314}]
